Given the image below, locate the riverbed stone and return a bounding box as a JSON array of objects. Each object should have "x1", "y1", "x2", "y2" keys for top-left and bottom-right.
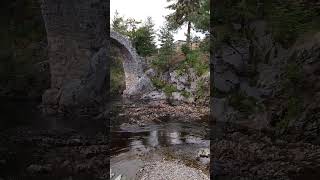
[
  {"x1": 172, "y1": 92, "x2": 185, "y2": 101},
  {"x1": 142, "y1": 91, "x2": 166, "y2": 100},
  {"x1": 140, "y1": 160, "x2": 209, "y2": 180},
  {"x1": 27, "y1": 164, "x2": 52, "y2": 173}
]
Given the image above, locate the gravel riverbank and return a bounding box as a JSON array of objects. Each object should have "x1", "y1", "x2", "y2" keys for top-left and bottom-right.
[{"x1": 138, "y1": 160, "x2": 209, "y2": 180}]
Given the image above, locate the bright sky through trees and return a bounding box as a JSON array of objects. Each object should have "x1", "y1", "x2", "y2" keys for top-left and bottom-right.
[{"x1": 110, "y1": 0, "x2": 205, "y2": 46}]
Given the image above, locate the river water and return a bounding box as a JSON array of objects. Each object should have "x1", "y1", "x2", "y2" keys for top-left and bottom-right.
[
  {"x1": 0, "y1": 98, "x2": 210, "y2": 179},
  {"x1": 110, "y1": 122, "x2": 210, "y2": 179},
  {"x1": 3, "y1": 99, "x2": 318, "y2": 179},
  {"x1": 111, "y1": 122, "x2": 209, "y2": 157},
  {"x1": 108, "y1": 99, "x2": 210, "y2": 179}
]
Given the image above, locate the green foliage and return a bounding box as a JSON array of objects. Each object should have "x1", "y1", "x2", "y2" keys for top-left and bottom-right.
[
  {"x1": 112, "y1": 11, "x2": 130, "y2": 35},
  {"x1": 110, "y1": 66, "x2": 125, "y2": 95},
  {"x1": 265, "y1": 1, "x2": 320, "y2": 47},
  {"x1": 166, "y1": 0, "x2": 206, "y2": 45},
  {"x1": 133, "y1": 17, "x2": 157, "y2": 57},
  {"x1": 229, "y1": 91, "x2": 258, "y2": 116},
  {"x1": 276, "y1": 96, "x2": 302, "y2": 131},
  {"x1": 285, "y1": 63, "x2": 302, "y2": 85},
  {"x1": 233, "y1": 0, "x2": 258, "y2": 23},
  {"x1": 176, "y1": 67, "x2": 186, "y2": 76},
  {"x1": 163, "y1": 84, "x2": 178, "y2": 97},
  {"x1": 282, "y1": 61, "x2": 304, "y2": 96},
  {"x1": 196, "y1": 79, "x2": 207, "y2": 100},
  {"x1": 151, "y1": 57, "x2": 168, "y2": 72},
  {"x1": 158, "y1": 24, "x2": 175, "y2": 52},
  {"x1": 181, "y1": 90, "x2": 192, "y2": 98},
  {"x1": 277, "y1": 60, "x2": 304, "y2": 131},
  {"x1": 125, "y1": 18, "x2": 141, "y2": 36},
  {"x1": 286, "y1": 97, "x2": 302, "y2": 118},
  {"x1": 110, "y1": 49, "x2": 126, "y2": 95},
  {"x1": 190, "y1": 0, "x2": 210, "y2": 32},
  {"x1": 165, "y1": 0, "x2": 210, "y2": 33},
  {"x1": 166, "y1": 0, "x2": 200, "y2": 28},
  {"x1": 185, "y1": 50, "x2": 209, "y2": 76},
  {"x1": 212, "y1": 0, "x2": 320, "y2": 48},
  {"x1": 112, "y1": 11, "x2": 142, "y2": 39},
  {"x1": 181, "y1": 44, "x2": 190, "y2": 55},
  {"x1": 151, "y1": 77, "x2": 178, "y2": 97},
  {"x1": 112, "y1": 13, "x2": 156, "y2": 57},
  {"x1": 212, "y1": 0, "x2": 258, "y2": 25},
  {"x1": 153, "y1": 25, "x2": 175, "y2": 71},
  {"x1": 211, "y1": 25, "x2": 239, "y2": 51},
  {"x1": 151, "y1": 77, "x2": 166, "y2": 89},
  {"x1": 212, "y1": 0, "x2": 261, "y2": 52},
  {"x1": 286, "y1": 97, "x2": 302, "y2": 120},
  {"x1": 199, "y1": 35, "x2": 210, "y2": 52},
  {"x1": 173, "y1": 47, "x2": 209, "y2": 88}
]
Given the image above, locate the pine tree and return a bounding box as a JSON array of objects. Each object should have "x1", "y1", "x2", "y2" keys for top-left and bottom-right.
[
  {"x1": 166, "y1": 0, "x2": 201, "y2": 47},
  {"x1": 133, "y1": 17, "x2": 157, "y2": 57},
  {"x1": 111, "y1": 11, "x2": 128, "y2": 35},
  {"x1": 156, "y1": 25, "x2": 175, "y2": 70},
  {"x1": 190, "y1": 0, "x2": 210, "y2": 33},
  {"x1": 158, "y1": 25, "x2": 174, "y2": 55}
]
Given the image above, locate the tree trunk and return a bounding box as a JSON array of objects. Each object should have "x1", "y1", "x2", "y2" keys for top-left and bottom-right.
[{"x1": 186, "y1": 21, "x2": 191, "y2": 48}]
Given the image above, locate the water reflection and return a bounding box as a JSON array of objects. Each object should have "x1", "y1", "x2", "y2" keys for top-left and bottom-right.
[
  {"x1": 168, "y1": 131, "x2": 183, "y2": 145},
  {"x1": 148, "y1": 130, "x2": 159, "y2": 147},
  {"x1": 110, "y1": 122, "x2": 209, "y2": 157}
]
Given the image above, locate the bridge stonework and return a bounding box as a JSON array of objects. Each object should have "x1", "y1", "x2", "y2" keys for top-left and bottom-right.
[
  {"x1": 110, "y1": 31, "x2": 154, "y2": 97},
  {"x1": 40, "y1": 0, "x2": 153, "y2": 114}
]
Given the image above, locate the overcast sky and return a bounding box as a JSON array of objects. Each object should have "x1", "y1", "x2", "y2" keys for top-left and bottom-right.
[{"x1": 110, "y1": 0, "x2": 205, "y2": 46}]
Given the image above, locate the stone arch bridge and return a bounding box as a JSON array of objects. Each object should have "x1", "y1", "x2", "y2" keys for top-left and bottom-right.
[
  {"x1": 110, "y1": 31, "x2": 153, "y2": 96},
  {"x1": 40, "y1": 0, "x2": 153, "y2": 113}
]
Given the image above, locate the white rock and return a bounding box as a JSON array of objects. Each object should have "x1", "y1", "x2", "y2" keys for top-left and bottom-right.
[
  {"x1": 178, "y1": 74, "x2": 188, "y2": 84},
  {"x1": 110, "y1": 169, "x2": 115, "y2": 178},
  {"x1": 190, "y1": 81, "x2": 198, "y2": 92},
  {"x1": 176, "y1": 82, "x2": 185, "y2": 91},
  {"x1": 187, "y1": 97, "x2": 195, "y2": 103},
  {"x1": 197, "y1": 148, "x2": 210, "y2": 157},
  {"x1": 142, "y1": 91, "x2": 166, "y2": 100},
  {"x1": 172, "y1": 92, "x2": 185, "y2": 101},
  {"x1": 188, "y1": 68, "x2": 198, "y2": 81},
  {"x1": 114, "y1": 174, "x2": 122, "y2": 180},
  {"x1": 145, "y1": 68, "x2": 156, "y2": 78},
  {"x1": 170, "y1": 71, "x2": 179, "y2": 83}
]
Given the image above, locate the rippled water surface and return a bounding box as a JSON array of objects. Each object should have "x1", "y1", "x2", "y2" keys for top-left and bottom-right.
[
  {"x1": 110, "y1": 120, "x2": 210, "y2": 179},
  {"x1": 111, "y1": 122, "x2": 209, "y2": 156}
]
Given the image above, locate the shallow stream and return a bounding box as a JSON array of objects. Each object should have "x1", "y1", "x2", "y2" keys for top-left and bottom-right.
[
  {"x1": 109, "y1": 100, "x2": 210, "y2": 179},
  {"x1": 0, "y1": 98, "x2": 210, "y2": 179}
]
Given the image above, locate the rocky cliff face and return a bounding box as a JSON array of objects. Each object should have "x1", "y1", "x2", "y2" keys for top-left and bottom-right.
[
  {"x1": 144, "y1": 67, "x2": 210, "y2": 105},
  {"x1": 212, "y1": 20, "x2": 320, "y2": 143}
]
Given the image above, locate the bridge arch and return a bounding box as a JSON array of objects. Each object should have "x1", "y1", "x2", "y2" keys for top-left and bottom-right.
[{"x1": 110, "y1": 31, "x2": 151, "y2": 96}]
